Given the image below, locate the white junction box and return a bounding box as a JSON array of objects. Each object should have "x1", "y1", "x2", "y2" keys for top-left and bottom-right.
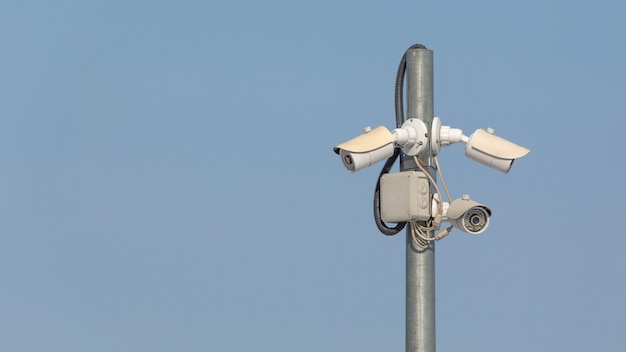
[{"x1": 380, "y1": 171, "x2": 431, "y2": 222}]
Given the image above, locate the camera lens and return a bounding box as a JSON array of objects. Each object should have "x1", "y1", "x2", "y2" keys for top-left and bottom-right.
[
  {"x1": 470, "y1": 215, "x2": 481, "y2": 225},
  {"x1": 343, "y1": 154, "x2": 353, "y2": 165}
]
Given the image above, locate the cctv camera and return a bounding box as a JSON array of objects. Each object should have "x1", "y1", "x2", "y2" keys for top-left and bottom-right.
[
  {"x1": 337, "y1": 144, "x2": 395, "y2": 172},
  {"x1": 430, "y1": 117, "x2": 530, "y2": 173},
  {"x1": 333, "y1": 126, "x2": 396, "y2": 172},
  {"x1": 334, "y1": 121, "x2": 430, "y2": 172},
  {"x1": 464, "y1": 128, "x2": 530, "y2": 174},
  {"x1": 444, "y1": 195, "x2": 491, "y2": 235}
]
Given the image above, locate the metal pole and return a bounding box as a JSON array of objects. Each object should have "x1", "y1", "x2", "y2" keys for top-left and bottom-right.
[{"x1": 402, "y1": 47, "x2": 436, "y2": 352}]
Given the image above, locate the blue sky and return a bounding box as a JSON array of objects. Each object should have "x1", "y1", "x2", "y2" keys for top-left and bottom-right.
[{"x1": 2, "y1": 1, "x2": 625, "y2": 351}]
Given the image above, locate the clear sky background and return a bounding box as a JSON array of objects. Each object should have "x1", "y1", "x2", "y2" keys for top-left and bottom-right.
[{"x1": 2, "y1": 1, "x2": 625, "y2": 351}]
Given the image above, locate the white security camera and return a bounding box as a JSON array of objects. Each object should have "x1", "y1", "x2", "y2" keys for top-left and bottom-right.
[
  {"x1": 437, "y1": 195, "x2": 491, "y2": 235},
  {"x1": 334, "y1": 120, "x2": 428, "y2": 172},
  {"x1": 464, "y1": 128, "x2": 530, "y2": 174},
  {"x1": 430, "y1": 117, "x2": 530, "y2": 174},
  {"x1": 333, "y1": 126, "x2": 396, "y2": 172}
]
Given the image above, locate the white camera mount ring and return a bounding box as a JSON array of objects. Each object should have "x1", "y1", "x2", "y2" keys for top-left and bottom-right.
[
  {"x1": 430, "y1": 117, "x2": 442, "y2": 156},
  {"x1": 398, "y1": 118, "x2": 428, "y2": 156}
]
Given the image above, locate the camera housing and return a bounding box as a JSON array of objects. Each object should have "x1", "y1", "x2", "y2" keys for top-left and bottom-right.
[
  {"x1": 464, "y1": 128, "x2": 530, "y2": 174},
  {"x1": 333, "y1": 126, "x2": 396, "y2": 172},
  {"x1": 444, "y1": 195, "x2": 491, "y2": 235}
]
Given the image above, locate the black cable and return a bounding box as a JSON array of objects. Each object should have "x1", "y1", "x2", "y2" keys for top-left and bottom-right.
[
  {"x1": 395, "y1": 44, "x2": 426, "y2": 127},
  {"x1": 373, "y1": 44, "x2": 427, "y2": 236}
]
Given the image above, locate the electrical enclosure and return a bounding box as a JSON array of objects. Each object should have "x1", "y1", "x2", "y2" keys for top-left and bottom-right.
[{"x1": 380, "y1": 171, "x2": 431, "y2": 222}]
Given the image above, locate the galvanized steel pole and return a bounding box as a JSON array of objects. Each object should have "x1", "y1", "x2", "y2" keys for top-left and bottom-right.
[{"x1": 402, "y1": 47, "x2": 436, "y2": 352}]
